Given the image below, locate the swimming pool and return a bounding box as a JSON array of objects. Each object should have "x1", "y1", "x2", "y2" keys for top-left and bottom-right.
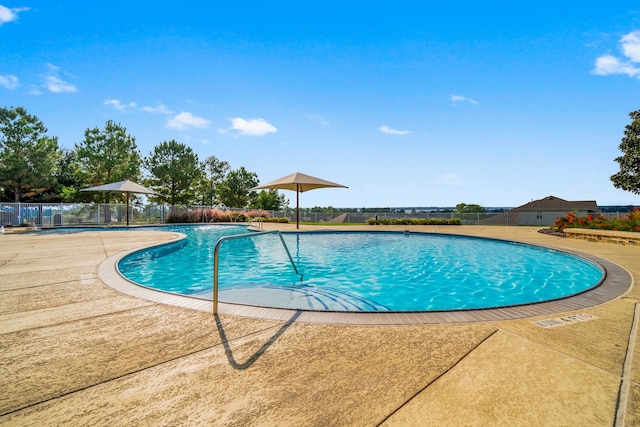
[{"x1": 117, "y1": 225, "x2": 604, "y2": 312}]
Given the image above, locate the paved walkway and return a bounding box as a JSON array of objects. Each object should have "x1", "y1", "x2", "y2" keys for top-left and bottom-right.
[{"x1": 0, "y1": 224, "x2": 639, "y2": 426}]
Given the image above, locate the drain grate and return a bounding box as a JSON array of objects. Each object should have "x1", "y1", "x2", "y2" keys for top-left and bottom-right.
[{"x1": 534, "y1": 313, "x2": 598, "y2": 328}]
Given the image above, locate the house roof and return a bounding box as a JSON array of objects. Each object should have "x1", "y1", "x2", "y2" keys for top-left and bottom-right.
[{"x1": 513, "y1": 195, "x2": 601, "y2": 213}]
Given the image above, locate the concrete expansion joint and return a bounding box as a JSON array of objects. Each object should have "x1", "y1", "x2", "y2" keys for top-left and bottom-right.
[
  {"x1": 98, "y1": 233, "x2": 111, "y2": 260},
  {"x1": 498, "y1": 327, "x2": 620, "y2": 377},
  {"x1": 1, "y1": 340, "x2": 224, "y2": 418},
  {"x1": 614, "y1": 302, "x2": 640, "y2": 426},
  {"x1": 6, "y1": 319, "x2": 290, "y2": 417},
  {"x1": 0, "y1": 251, "x2": 21, "y2": 265},
  {"x1": 0, "y1": 280, "x2": 77, "y2": 292},
  {"x1": 6, "y1": 302, "x2": 160, "y2": 336},
  {"x1": 376, "y1": 328, "x2": 499, "y2": 425}
]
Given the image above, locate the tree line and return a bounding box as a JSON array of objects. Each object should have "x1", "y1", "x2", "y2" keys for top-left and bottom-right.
[
  {"x1": 3, "y1": 105, "x2": 638, "y2": 208},
  {"x1": 0, "y1": 106, "x2": 287, "y2": 209}
]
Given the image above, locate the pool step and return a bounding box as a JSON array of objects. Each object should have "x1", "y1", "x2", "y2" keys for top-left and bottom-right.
[{"x1": 208, "y1": 284, "x2": 390, "y2": 312}]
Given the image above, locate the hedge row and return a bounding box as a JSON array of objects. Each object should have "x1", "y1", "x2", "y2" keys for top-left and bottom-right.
[
  {"x1": 367, "y1": 218, "x2": 461, "y2": 225},
  {"x1": 554, "y1": 208, "x2": 640, "y2": 232},
  {"x1": 166, "y1": 208, "x2": 276, "y2": 224}
]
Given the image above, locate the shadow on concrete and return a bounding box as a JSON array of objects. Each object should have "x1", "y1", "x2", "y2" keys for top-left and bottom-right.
[{"x1": 215, "y1": 310, "x2": 302, "y2": 370}]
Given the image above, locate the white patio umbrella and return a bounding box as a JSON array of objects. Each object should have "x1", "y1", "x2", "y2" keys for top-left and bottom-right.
[
  {"x1": 250, "y1": 172, "x2": 347, "y2": 229},
  {"x1": 80, "y1": 180, "x2": 156, "y2": 226}
]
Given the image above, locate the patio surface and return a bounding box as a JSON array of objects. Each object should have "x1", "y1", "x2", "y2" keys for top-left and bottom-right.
[{"x1": 1, "y1": 224, "x2": 639, "y2": 425}]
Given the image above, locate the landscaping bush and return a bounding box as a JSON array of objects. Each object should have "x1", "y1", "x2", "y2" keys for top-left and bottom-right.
[
  {"x1": 553, "y1": 208, "x2": 640, "y2": 232},
  {"x1": 166, "y1": 208, "x2": 273, "y2": 223},
  {"x1": 261, "y1": 217, "x2": 289, "y2": 223},
  {"x1": 367, "y1": 217, "x2": 461, "y2": 226},
  {"x1": 166, "y1": 209, "x2": 198, "y2": 223}
]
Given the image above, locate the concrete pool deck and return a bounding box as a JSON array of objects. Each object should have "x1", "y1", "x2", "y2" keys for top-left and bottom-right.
[{"x1": 1, "y1": 224, "x2": 639, "y2": 425}]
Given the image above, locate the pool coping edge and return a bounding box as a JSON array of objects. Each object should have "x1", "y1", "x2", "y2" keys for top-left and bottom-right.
[{"x1": 97, "y1": 231, "x2": 634, "y2": 325}]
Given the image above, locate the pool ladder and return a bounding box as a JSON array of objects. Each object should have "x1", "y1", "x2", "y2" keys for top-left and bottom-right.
[
  {"x1": 212, "y1": 230, "x2": 301, "y2": 314},
  {"x1": 248, "y1": 216, "x2": 263, "y2": 230}
]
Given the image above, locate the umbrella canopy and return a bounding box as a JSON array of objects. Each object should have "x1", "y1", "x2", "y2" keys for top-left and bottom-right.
[
  {"x1": 80, "y1": 180, "x2": 156, "y2": 194},
  {"x1": 251, "y1": 172, "x2": 347, "y2": 229},
  {"x1": 80, "y1": 180, "x2": 155, "y2": 226}
]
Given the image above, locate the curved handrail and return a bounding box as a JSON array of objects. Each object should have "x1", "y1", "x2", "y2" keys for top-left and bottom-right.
[
  {"x1": 248, "y1": 216, "x2": 263, "y2": 230},
  {"x1": 212, "y1": 230, "x2": 301, "y2": 314}
]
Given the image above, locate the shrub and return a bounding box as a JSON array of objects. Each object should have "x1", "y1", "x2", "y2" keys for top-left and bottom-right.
[
  {"x1": 166, "y1": 210, "x2": 202, "y2": 223},
  {"x1": 367, "y1": 217, "x2": 461, "y2": 226},
  {"x1": 261, "y1": 217, "x2": 289, "y2": 223},
  {"x1": 166, "y1": 208, "x2": 277, "y2": 224},
  {"x1": 553, "y1": 208, "x2": 640, "y2": 232}
]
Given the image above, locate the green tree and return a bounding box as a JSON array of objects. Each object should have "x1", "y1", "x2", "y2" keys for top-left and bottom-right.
[
  {"x1": 144, "y1": 140, "x2": 202, "y2": 206},
  {"x1": 217, "y1": 167, "x2": 259, "y2": 208},
  {"x1": 199, "y1": 155, "x2": 230, "y2": 205},
  {"x1": 53, "y1": 149, "x2": 84, "y2": 202},
  {"x1": 27, "y1": 148, "x2": 82, "y2": 202},
  {"x1": 251, "y1": 189, "x2": 287, "y2": 210},
  {"x1": 456, "y1": 203, "x2": 485, "y2": 213},
  {"x1": 75, "y1": 120, "x2": 142, "y2": 202},
  {"x1": 0, "y1": 106, "x2": 60, "y2": 202},
  {"x1": 611, "y1": 110, "x2": 640, "y2": 196}
]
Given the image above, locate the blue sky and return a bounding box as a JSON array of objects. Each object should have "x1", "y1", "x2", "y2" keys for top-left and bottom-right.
[{"x1": 1, "y1": 2, "x2": 639, "y2": 208}]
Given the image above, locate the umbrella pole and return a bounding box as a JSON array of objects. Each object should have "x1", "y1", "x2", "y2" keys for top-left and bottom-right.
[
  {"x1": 296, "y1": 184, "x2": 300, "y2": 229},
  {"x1": 126, "y1": 192, "x2": 130, "y2": 226}
]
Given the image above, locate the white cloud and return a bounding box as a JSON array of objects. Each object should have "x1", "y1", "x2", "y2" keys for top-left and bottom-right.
[
  {"x1": 378, "y1": 125, "x2": 410, "y2": 135},
  {"x1": 0, "y1": 74, "x2": 18, "y2": 89},
  {"x1": 593, "y1": 55, "x2": 640, "y2": 77},
  {"x1": 450, "y1": 94, "x2": 478, "y2": 105},
  {"x1": 103, "y1": 98, "x2": 136, "y2": 112},
  {"x1": 622, "y1": 31, "x2": 640, "y2": 62},
  {"x1": 166, "y1": 112, "x2": 210, "y2": 130},
  {"x1": 45, "y1": 75, "x2": 77, "y2": 93},
  {"x1": 593, "y1": 31, "x2": 640, "y2": 78},
  {"x1": 141, "y1": 103, "x2": 174, "y2": 114},
  {"x1": 221, "y1": 117, "x2": 277, "y2": 136},
  {"x1": 0, "y1": 5, "x2": 29, "y2": 25},
  {"x1": 41, "y1": 64, "x2": 77, "y2": 93}
]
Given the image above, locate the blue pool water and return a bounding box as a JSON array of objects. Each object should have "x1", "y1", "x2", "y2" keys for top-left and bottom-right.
[{"x1": 117, "y1": 225, "x2": 604, "y2": 312}]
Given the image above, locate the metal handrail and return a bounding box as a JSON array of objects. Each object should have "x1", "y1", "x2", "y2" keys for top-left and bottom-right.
[
  {"x1": 212, "y1": 230, "x2": 301, "y2": 314},
  {"x1": 248, "y1": 216, "x2": 263, "y2": 230}
]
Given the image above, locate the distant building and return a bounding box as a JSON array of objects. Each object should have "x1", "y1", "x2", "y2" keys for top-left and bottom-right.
[
  {"x1": 480, "y1": 195, "x2": 601, "y2": 226},
  {"x1": 511, "y1": 195, "x2": 601, "y2": 226}
]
